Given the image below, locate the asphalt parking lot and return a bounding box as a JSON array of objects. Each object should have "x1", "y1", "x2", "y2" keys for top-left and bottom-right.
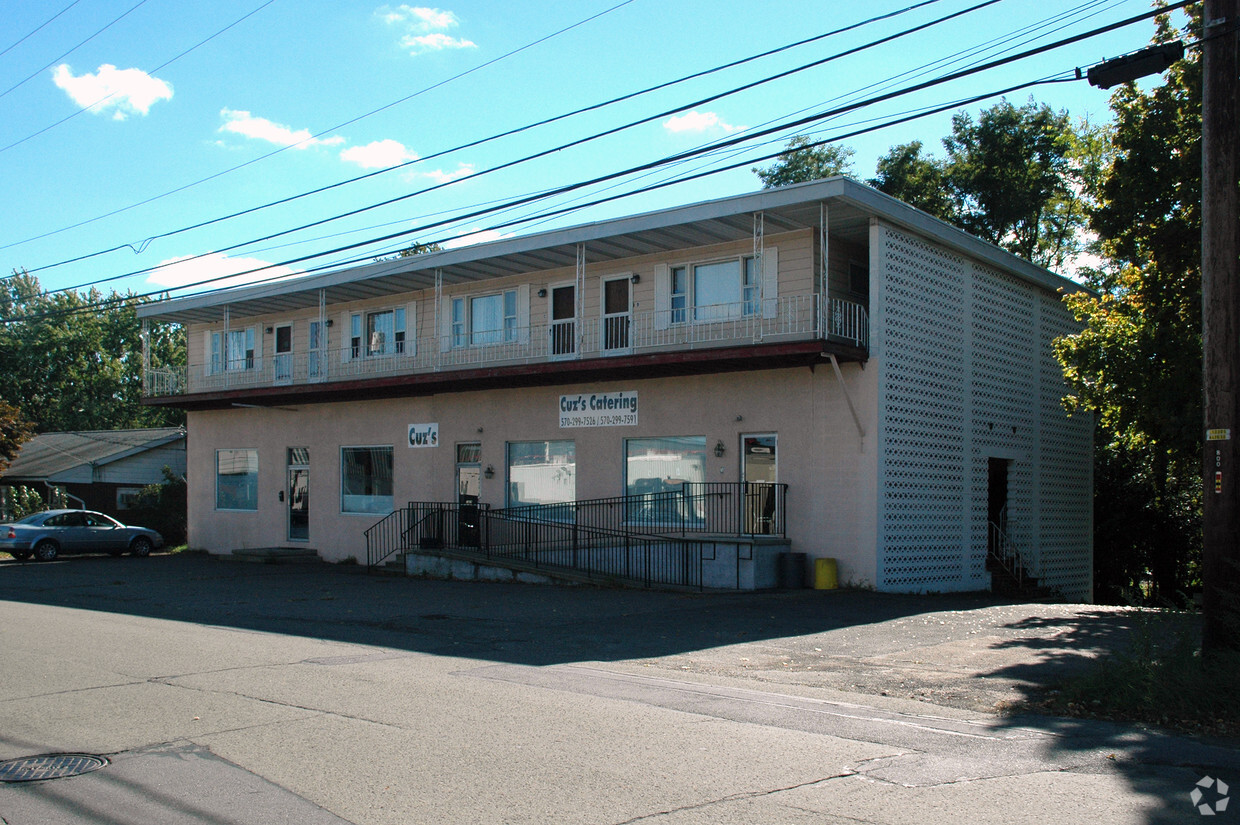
[{"x1": 0, "y1": 553, "x2": 1233, "y2": 825}]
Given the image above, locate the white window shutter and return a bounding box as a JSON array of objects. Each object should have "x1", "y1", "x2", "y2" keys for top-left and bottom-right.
[
  {"x1": 252, "y1": 325, "x2": 263, "y2": 372},
  {"x1": 341, "y1": 313, "x2": 353, "y2": 361},
  {"x1": 654, "y1": 263, "x2": 670, "y2": 330},
  {"x1": 406, "y1": 301, "x2": 417, "y2": 356},
  {"x1": 762, "y1": 246, "x2": 779, "y2": 319},
  {"x1": 204, "y1": 331, "x2": 214, "y2": 377},
  {"x1": 439, "y1": 297, "x2": 452, "y2": 353},
  {"x1": 516, "y1": 284, "x2": 530, "y2": 344}
]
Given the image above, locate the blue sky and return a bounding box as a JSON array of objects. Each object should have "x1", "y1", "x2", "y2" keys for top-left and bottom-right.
[{"x1": 0, "y1": 0, "x2": 1171, "y2": 299}]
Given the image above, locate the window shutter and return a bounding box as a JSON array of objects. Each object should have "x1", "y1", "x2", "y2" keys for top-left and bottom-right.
[
  {"x1": 340, "y1": 313, "x2": 353, "y2": 361},
  {"x1": 405, "y1": 301, "x2": 416, "y2": 357},
  {"x1": 439, "y1": 297, "x2": 452, "y2": 353},
  {"x1": 204, "y1": 331, "x2": 215, "y2": 377},
  {"x1": 762, "y1": 246, "x2": 779, "y2": 319},
  {"x1": 654, "y1": 263, "x2": 670, "y2": 330},
  {"x1": 251, "y1": 325, "x2": 263, "y2": 372},
  {"x1": 516, "y1": 284, "x2": 530, "y2": 344}
]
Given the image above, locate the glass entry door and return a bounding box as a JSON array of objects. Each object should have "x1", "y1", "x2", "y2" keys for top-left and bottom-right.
[
  {"x1": 742, "y1": 434, "x2": 777, "y2": 535},
  {"x1": 287, "y1": 447, "x2": 309, "y2": 541},
  {"x1": 456, "y1": 443, "x2": 481, "y2": 547}
]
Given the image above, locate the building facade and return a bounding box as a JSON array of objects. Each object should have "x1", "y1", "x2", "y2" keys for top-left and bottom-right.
[{"x1": 138, "y1": 178, "x2": 1093, "y2": 599}]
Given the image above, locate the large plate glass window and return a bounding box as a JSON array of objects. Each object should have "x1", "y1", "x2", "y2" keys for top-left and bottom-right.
[
  {"x1": 624, "y1": 436, "x2": 706, "y2": 526},
  {"x1": 341, "y1": 446, "x2": 393, "y2": 514},
  {"x1": 506, "y1": 441, "x2": 576, "y2": 516},
  {"x1": 216, "y1": 449, "x2": 258, "y2": 511}
]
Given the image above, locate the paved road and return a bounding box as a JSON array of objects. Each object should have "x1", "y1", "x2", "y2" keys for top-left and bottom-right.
[{"x1": 0, "y1": 554, "x2": 1234, "y2": 824}]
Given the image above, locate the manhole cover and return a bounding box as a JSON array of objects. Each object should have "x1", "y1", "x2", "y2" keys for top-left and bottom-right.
[{"x1": 0, "y1": 754, "x2": 108, "y2": 782}]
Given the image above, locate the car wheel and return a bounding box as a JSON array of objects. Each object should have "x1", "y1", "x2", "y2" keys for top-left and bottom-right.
[
  {"x1": 34, "y1": 540, "x2": 58, "y2": 562},
  {"x1": 130, "y1": 537, "x2": 153, "y2": 558}
]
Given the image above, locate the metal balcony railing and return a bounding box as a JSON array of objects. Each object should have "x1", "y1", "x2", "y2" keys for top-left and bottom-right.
[{"x1": 144, "y1": 294, "x2": 867, "y2": 397}]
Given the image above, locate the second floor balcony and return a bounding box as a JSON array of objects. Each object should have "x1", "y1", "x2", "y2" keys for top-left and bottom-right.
[{"x1": 144, "y1": 294, "x2": 868, "y2": 404}]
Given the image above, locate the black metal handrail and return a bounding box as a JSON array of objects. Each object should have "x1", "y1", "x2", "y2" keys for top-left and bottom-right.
[
  {"x1": 498, "y1": 482, "x2": 787, "y2": 538},
  {"x1": 366, "y1": 501, "x2": 487, "y2": 569}
]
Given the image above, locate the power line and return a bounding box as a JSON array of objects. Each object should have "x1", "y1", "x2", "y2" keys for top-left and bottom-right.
[
  {"x1": 1, "y1": 0, "x2": 281, "y2": 154},
  {"x1": 5, "y1": 0, "x2": 1190, "y2": 323},
  {"x1": 2, "y1": 0, "x2": 641, "y2": 250},
  {"x1": 0, "y1": 0, "x2": 152, "y2": 101},
  {"x1": 31, "y1": 0, "x2": 1008, "y2": 287},
  {"x1": 0, "y1": 0, "x2": 85, "y2": 60},
  {"x1": 12, "y1": 0, "x2": 957, "y2": 269},
  {"x1": 97, "y1": 0, "x2": 1189, "y2": 293}
]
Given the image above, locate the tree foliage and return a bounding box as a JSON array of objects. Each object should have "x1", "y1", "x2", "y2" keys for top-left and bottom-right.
[
  {"x1": 753, "y1": 137, "x2": 855, "y2": 188},
  {"x1": 870, "y1": 99, "x2": 1098, "y2": 271},
  {"x1": 1053, "y1": 9, "x2": 1203, "y2": 604},
  {"x1": 0, "y1": 401, "x2": 34, "y2": 473},
  {"x1": 0, "y1": 271, "x2": 185, "y2": 433}
]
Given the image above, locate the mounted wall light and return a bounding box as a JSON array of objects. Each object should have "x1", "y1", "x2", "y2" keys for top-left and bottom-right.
[
  {"x1": 537, "y1": 288, "x2": 548, "y2": 298},
  {"x1": 714, "y1": 440, "x2": 726, "y2": 458},
  {"x1": 325, "y1": 319, "x2": 334, "y2": 327},
  {"x1": 265, "y1": 326, "x2": 273, "y2": 334},
  {"x1": 630, "y1": 274, "x2": 641, "y2": 284},
  {"x1": 484, "y1": 465, "x2": 495, "y2": 479}
]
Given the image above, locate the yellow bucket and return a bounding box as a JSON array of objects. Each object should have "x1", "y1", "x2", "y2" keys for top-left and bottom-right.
[{"x1": 813, "y1": 557, "x2": 839, "y2": 590}]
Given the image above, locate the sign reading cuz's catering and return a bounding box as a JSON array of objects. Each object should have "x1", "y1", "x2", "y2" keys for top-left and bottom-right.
[{"x1": 559, "y1": 391, "x2": 638, "y2": 428}]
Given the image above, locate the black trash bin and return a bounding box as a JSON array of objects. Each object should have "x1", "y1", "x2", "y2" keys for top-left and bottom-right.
[{"x1": 779, "y1": 552, "x2": 807, "y2": 589}]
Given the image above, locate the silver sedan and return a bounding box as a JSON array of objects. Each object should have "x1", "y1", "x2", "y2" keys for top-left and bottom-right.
[{"x1": 0, "y1": 509, "x2": 164, "y2": 562}]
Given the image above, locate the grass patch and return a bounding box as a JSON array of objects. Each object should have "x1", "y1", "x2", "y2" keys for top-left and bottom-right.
[{"x1": 1033, "y1": 613, "x2": 1240, "y2": 737}]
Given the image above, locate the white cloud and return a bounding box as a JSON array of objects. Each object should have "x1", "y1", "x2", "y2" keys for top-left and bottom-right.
[
  {"x1": 147, "y1": 253, "x2": 300, "y2": 291},
  {"x1": 218, "y1": 109, "x2": 344, "y2": 149},
  {"x1": 400, "y1": 32, "x2": 476, "y2": 53},
  {"x1": 417, "y1": 163, "x2": 474, "y2": 184},
  {"x1": 340, "y1": 139, "x2": 418, "y2": 169},
  {"x1": 662, "y1": 110, "x2": 742, "y2": 134},
  {"x1": 52, "y1": 64, "x2": 172, "y2": 120},
  {"x1": 443, "y1": 228, "x2": 511, "y2": 249},
  {"x1": 379, "y1": 5, "x2": 477, "y2": 54}
]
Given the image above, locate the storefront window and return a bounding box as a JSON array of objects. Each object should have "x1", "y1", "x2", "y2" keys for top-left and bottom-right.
[
  {"x1": 341, "y1": 446, "x2": 393, "y2": 514},
  {"x1": 625, "y1": 436, "x2": 706, "y2": 525},
  {"x1": 216, "y1": 449, "x2": 258, "y2": 511},
  {"x1": 507, "y1": 441, "x2": 576, "y2": 511}
]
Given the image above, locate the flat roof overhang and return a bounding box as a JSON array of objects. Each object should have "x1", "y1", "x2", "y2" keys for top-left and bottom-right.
[{"x1": 143, "y1": 339, "x2": 866, "y2": 411}]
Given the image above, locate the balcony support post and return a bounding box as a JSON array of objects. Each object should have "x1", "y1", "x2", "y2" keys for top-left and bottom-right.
[
  {"x1": 827, "y1": 353, "x2": 866, "y2": 442},
  {"x1": 575, "y1": 244, "x2": 586, "y2": 356}
]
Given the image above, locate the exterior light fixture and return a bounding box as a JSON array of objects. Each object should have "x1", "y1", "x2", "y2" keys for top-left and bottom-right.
[
  {"x1": 484, "y1": 465, "x2": 495, "y2": 479},
  {"x1": 714, "y1": 440, "x2": 726, "y2": 458},
  {"x1": 537, "y1": 288, "x2": 548, "y2": 298},
  {"x1": 630, "y1": 274, "x2": 641, "y2": 284}
]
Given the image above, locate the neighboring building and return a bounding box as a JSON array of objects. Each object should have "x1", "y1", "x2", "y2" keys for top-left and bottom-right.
[
  {"x1": 0, "y1": 428, "x2": 186, "y2": 518},
  {"x1": 136, "y1": 178, "x2": 1093, "y2": 599}
]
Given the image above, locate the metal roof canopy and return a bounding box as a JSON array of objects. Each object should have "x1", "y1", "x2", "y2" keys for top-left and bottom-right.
[{"x1": 137, "y1": 178, "x2": 1081, "y2": 325}]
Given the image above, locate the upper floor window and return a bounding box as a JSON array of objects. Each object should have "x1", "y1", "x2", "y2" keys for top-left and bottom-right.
[
  {"x1": 452, "y1": 290, "x2": 517, "y2": 347},
  {"x1": 209, "y1": 327, "x2": 256, "y2": 374},
  {"x1": 351, "y1": 307, "x2": 406, "y2": 358},
  {"x1": 669, "y1": 256, "x2": 759, "y2": 323}
]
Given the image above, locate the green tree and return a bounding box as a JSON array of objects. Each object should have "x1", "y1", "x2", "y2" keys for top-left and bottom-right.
[
  {"x1": 753, "y1": 137, "x2": 856, "y2": 188},
  {"x1": 0, "y1": 400, "x2": 34, "y2": 472},
  {"x1": 0, "y1": 271, "x2": 185, "y2": 433},
  {"x1": 1053, "y1": 9, "x2": 1202, "y2": 603},
  {"x1": 869, "y1": 99, "x2": 1096, "y2": 271}
]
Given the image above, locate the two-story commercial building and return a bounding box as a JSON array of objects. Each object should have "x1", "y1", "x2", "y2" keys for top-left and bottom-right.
[{"x1": 138, "y1": 177, "x2": 1093, "y2": 599}]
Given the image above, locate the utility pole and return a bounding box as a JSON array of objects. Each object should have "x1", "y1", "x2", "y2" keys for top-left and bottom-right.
[{"x1": 1201, "y1": 0, "x2": 1240, "y2": 654}]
